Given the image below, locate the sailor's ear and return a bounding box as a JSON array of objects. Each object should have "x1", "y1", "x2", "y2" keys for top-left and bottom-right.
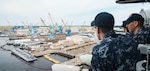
[{"x1": 133, "y1": 21, "x2": 138, "y2": 27}]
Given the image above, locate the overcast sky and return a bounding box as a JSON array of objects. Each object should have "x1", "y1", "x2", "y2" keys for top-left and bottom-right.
[{"x1": 0, "y1": 0, "x2": 150, "y2": 26}]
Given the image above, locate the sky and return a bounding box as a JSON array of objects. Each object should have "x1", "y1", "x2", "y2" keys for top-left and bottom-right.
[{"x1": 0, "y1": 0, "x2": 150, "y2": 26}]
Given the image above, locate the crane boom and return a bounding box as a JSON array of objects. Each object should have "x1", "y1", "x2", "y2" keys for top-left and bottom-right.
[
  {"x1": 40, "y1": 17, "x2": 50, "y2": 31},
  {"x1": 61, "y1": 19, "x2": 68, "y2": 31},
  {"x1": 48, "y1": 13, "x2": 55, "y2": 26}
]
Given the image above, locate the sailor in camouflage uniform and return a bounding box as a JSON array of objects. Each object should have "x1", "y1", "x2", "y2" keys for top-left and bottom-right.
[
  {"x1": 124, "y1": 13, "x2": 150, "y2": 62},
  {"x1": 124, "y1": 13, "x2": 150, "y2": 44},
  {"x1": 91, "y1": 12, "x2": 141, "y2": 71}
]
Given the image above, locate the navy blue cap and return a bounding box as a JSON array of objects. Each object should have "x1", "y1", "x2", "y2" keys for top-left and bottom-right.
[
  {"x1": 121, "y1": 21, "x2": 127, "y2": 28},
  {"x1": 91, "y1": 20, "x2": 95, "y2": 26},
  {"x1": 91, "y1": 12, "x2": 114, "y2": 28},
  {"x1": 124, "y1": 13, "x2": 144, "y2": 25}
]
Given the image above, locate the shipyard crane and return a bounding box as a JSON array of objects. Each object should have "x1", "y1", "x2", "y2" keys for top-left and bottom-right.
[
  {"x1": 58, "y1": 25, "x2": 63, "y2": 34},
  {"x1": 21, "y1": 21, "x2": 29, "y2": 29},
  {"x1": 61, "y1": 19, "x2": 71, "y2": 36},
  {"x1": 47, "y1": 13, "x2": 56, "y2": 40},
  {"x1": 48, "y1": 13, "x2": 55, "y2": 27},
  {"x1": 40, "y1": 17, "x2": 54, "y2": 39},
  {"x1": 48, "y1": 12, "x2": 59, "y2": 32},
  {"x1": 61, "y1": 19, "x2": 68, "y2": 31},
  {"x1": 29, "y1": 25, "x2": 38, "y2": 40},
  {"x1": 40, "y1": 17, "x2": 50, "y2": 32}
]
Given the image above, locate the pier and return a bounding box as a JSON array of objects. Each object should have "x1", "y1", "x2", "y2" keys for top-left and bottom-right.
[
  {"x1": 31, "y1": 41, "x2": 96, "y2": 66},
  {"x1": 11, "y1": 48, "x2": 37, "y2": 62},
  {"x1": 32, "y1": 42, "x2": 96, "y2": 57}
]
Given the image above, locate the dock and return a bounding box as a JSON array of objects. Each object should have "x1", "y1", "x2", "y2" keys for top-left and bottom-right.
[
  {"x1": 32, "y1": 42, "x2": 96, "y2": 57},
  {"x1": 31, "y1": 41, "x2": 96, "y2": 66},
  {"x1": 11, "y1": 48, "x2": 37, "y2": 62}
]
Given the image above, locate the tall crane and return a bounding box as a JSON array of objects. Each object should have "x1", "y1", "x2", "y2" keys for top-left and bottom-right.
[
  {"x1": 48, "y1": 13, "x2": 54, "y2": 27},
  {"x1": 61, "y1": 19, "x2": 68, "y2": 31},
  {"x1": 61, "y1": 19, "x2": 72, "y2": 36},
  {"x1": 40, "y1": 17, "x2": 50, "y2": 32},
  {"x1": 48, "y1": 12, "x2": 58, "y2": 31},
  {"x1": 21, "y1": 21, "x2": 29, "y2": 29}
]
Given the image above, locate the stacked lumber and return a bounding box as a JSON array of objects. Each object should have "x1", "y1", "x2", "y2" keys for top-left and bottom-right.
[{"x1": 66, "y1": 35, "x2": 91, "y2": 45}]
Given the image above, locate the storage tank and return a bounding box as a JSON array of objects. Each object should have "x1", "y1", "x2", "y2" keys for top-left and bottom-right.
[{"x1": 139, "y1": 9, "x2": 150, "y2": 28}]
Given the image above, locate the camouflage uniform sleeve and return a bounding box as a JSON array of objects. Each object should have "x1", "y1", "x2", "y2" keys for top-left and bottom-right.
[
  {"x1": 91, "y1": 50, "x2": 100, "y2": 71},
  {"x1": 114, "y1": 34, "x2": 140, "y2": 71},
  {"x1": 91, "y1": 44, "x2": 103, "y2": 71}
]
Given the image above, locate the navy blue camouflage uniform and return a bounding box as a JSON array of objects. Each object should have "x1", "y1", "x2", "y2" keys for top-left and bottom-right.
[
  {"x1": 133, "y1": 27, "x2": 150, "y2": 44},
  {"x1": 133, "y1": 27, "x2": 150, "y2": 61},
  {"x1": 91, "y1": 30, "x2": 141, "y2": 71}
]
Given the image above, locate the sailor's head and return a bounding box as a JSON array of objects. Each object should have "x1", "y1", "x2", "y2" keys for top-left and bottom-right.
[{"x1": 123, "y1": 13, "x2": 144, "y2": 34}]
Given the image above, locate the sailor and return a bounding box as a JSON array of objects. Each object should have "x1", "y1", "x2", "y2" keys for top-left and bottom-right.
[
  {"x1": 124, "y1": 13, "x2": 150, "y2": 44},
  {"x1": 91, "y1": 12, "x2": 141, "y2": 71}
]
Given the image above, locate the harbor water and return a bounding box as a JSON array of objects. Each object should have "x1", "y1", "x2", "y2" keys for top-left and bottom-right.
[{"x1": 0, "y1": 37, "x2": 69, "y2": 71}]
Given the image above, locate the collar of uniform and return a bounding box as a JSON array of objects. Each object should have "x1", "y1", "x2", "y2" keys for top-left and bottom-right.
[
  {"x1": 104, "y1": 30, "x2": 116, "y2": 38},
  {"x1": 126, "y1": 32, "x2": 134, "y2": 37},
  {"x1": 135, "y1": 27, "x2": 145, "y2": 35}
]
